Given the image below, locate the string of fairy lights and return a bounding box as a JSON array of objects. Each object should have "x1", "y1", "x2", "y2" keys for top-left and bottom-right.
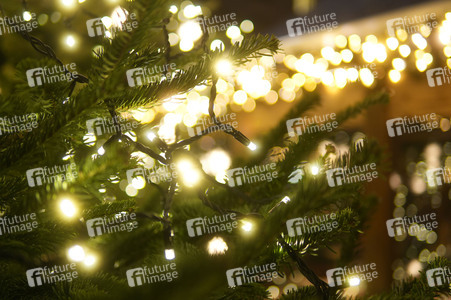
[
  {"x1": 15, "y1": 0, "x2": 261, "y2": 271},
  {"x1": 6, "y1": 0, "x2": 451, "y2": 297}
]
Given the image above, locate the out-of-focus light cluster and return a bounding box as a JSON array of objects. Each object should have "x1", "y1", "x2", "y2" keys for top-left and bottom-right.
[
  {"x1": 390, "y1": 142, "x2": 449, "y2": 283},
  {"x1": 67, "y1": 244, "x2": 97, "y2": 268},
  {"x1": 120, "y1": 8, "x2": 451, "y2": 147}
]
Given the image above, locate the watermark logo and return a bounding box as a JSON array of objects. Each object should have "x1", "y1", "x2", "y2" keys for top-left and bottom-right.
[
  {"x1": 26, "y1": 163, "x2": 78, "y2": 187},
  {"x1": 186, "y1": 213, "x2": 237, "y2": 237},
  {"x1": 86, "y1": 116, "x2": 139, "y2": 136},
  {"x1": 286, "y1": 213, "x2": 338, "y2": 237},
  {"x1": 26, "y1": 64, "x2": 78, "y2": 87},
  {"x1": 126, "y1": 263, "x2": 178, "y2": 287},
  {"x1": 26, "y1": 263, "x2": 78, "y2": 287},
  {"x1": 386, "y1": 113, "x2": 438, "y2": 137},
  {"x1": 197, "y1": 13, "x2": 238, "y2": 34},
  {"x1": 0, "y1": 13, "x2": 38, "y2": 36},
  {"x1": 0, "y1": 113, "x2": 38, "y2": 135},
  {"x1": 126, "y1": 63, "x2": 176, "y2": 87},
  {"x1": 386, "y1": 13, "x2": 437, "y2": 37},
  {"x1": 225, "y1": 163, "x2": 278, "y2": 187},
  {"x1": 286, "y1": 113, "x2": 337, "y2": 137},
  {"x1": 87, "y1": 13, "x2": 138, "y2": 37},
  {"x1": 187, "y1": 113, "x2": 238, "y2": 137},
  {"x1": 326, "y1": 263, "x2": 378, "y2": 287},
  {"x1": 386, "y1": 213, "x2": 438, "y2": 238},
  {"x1": 127, "y1": 164, "x2": 178, "y2": 185},
  {"x1": 426, "y1": 67, "x2": 451, "y2": 87},
  {"x1": 226, "y1": 263, "x2": 278, "y2": 287},
  {"x1": 426, "y1": 267, "x2": 451, "y2": 287},
  {"x1": 0, "y1": 213, "x2": 38, "y2": 235},
  {"x1": 426, "y1": 167, "x2": 451, "y2": 186},
  {"x1": 326, "y1": 163, "x2": 378, "y2": 187},
  {"x1": 86, "y1": 212, "x2": 138, "y2": 237},
  {"x1": 286, "y1": 13, "x2": 338, "y2": 37}
]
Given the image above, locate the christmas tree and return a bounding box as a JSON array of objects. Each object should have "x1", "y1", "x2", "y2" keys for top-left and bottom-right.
[{"x1": 0, "y1": 0, "x2": 450, "y2": 299}]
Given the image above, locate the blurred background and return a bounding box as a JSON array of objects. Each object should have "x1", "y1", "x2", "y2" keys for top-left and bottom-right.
[{"x1": 0, "y1": 0, "x2": 450, "y2": 297}]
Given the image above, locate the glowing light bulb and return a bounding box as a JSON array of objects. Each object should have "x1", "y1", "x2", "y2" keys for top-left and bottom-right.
[
  {"x1": 399, "y1": 45, "x2": 411, "y2": 57},
  {"x1": 165, "y1": 249, "x2": 175, "y2": 260},
  {"x1": 131, "y1": 176, "x2": 146, "y2": 190},
  {"x1": 178, "y1": 21, "x2": 202, "y2": 42},
  {"x1": 386, "y1": 37, "x2": 399, "y2": 50},
  {"x1": 348, "y1": 34, "x2": 361, "y2": 52},
  {"x1": 359, "y1": 68, "x2": 375, "y2": 87},
  {"x1": 335, "y1": 35, "x2": 347, "y2": 48},
  {"x1": 65, "y1": 35, "x2": 76, "y2": 48},
  {"x1": 216, "y1": 59, "x2": 233, "y2": 76},
  {"x1": 341, "y1": 49, "x2": 353, "y2": 63},
  {"x1": 23, "y1": 11, "x2": 32, "y2": 21},
  {"x1": 226, "y1": 26, "x2": 241, "y2": 39},
  {"x1": 59, "y1": 198, "x2": 77, "y2": 218},
  {"x1": 321, "y1": 46, "x2": 335, "y2": 60},
  {"x1": 125, "y1": 184, "x2": 138, "y2": 197},
  {"x1": 177, "y1": 160, "x2": 200, "y2": 187},
  {"x1": 247, "y1": 142, "x2": 257, "y2": 151},
  {"x1": 241, "y1": 220, "x2": 253, "y2": 232},
  {"x1": 61, "y1": 0, "x2": 76, "y2": 8},
  {"x1": 346, "y1": 68, "x2": 359, "y2": 82},
  {"x1": 281, "y1": 196, "x2": 291, "y2": 204},
  {"x1": 349, "y1": 277, "x2": 361, "y2": 286},
  {"x1": 169, "y1": 5, "x2": 178, "y2": 14},
  {"x1": 310, "y1": 165, "x2": 319, "y2": 175},
  {"x1": 240, "y1": 20, "x2": 254, "y2": 33},
  {"x1": 207, "y1": 237, "x2": 228, "y2": 255},
  {"x1": 388, "y1": 70, "x2": 401, "y2": 83},
  {"x1": 412, "y1": 33, "x2": 427, "y2": 50},
  {"x1": 392, "y1": 58, "x2": 406, "y2": 71},
  {"x1": 201, "y1": 149, "x2": 231, "y2": 177},
  {"x1": 147, "y1": 131, "x2": 157, "y2": 141},
  {"x1": 68, "y1": 245, "x2": 85, "y2": 262},
  {"x1": 84, "y1": 255, "x2": 96, "y2": 267},
  {"x1": 97, "y1": 146, "x2": 105, "y2": 155},
  {"x1": 415, "y1": 59, "x2": 427, "y2": 72},
  {"x1": 179, "y1": 39, "x2": 194, "y2": 52}
]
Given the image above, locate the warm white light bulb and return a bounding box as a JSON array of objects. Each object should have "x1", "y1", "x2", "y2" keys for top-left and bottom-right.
[
  {"x1": 83, "y1": 255, "x2": 96, "y2": 267},
  {"x1": 147, "y1": 131, "x2": 157, "y2": 141},
  {"x1": 97, "y1": 146, "x2": 105, "y2": 155},
  {"x1": 281, "y1": 196, "x2": 291, "y2": 204},
  {"x1": 177, "y1": 160, "x2": 200, "y2": 187},
  {"x1": 247, "y1": 142, "x2": 257, "y2": 151},
  {"x1": 349, "y1": 277, "x2": 361, "y2": 286},
  {"x1": 59, "y1": 198, "x2": 77, "y2": 218},
  {"x1": 23, "y1": 11, "x2": 32, "y2": 21},
  {"x1": 131, "y1": 176, "x2": 146, "y2": 190},
  {"x1": 310, "y1": 165, "x2": 319, "y2": 175},
  {"x1": 216, "y1": 59, "x2": 233, "y2": 76},
  {"x1": 207, "y1": 237, "x2": 228, "y2": 255},
  {"x1": 241, "y1": 220, "x2": 253, "y2": 232},
  {"x1": 169, "y1": 5, "x2": 178, "y2": 14},
  {"x1": 65, "y1": 35, "x2": 76, "y2": 47},
  {"x1": 165, "y1": 249, "x2": 175, "y2": 260},
  {"x1": 61, "y1": 0, "x2": 76, "y2": 8},
  {"x1": 68, "y1": 245, "x2": 85, "y2": 262}
]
